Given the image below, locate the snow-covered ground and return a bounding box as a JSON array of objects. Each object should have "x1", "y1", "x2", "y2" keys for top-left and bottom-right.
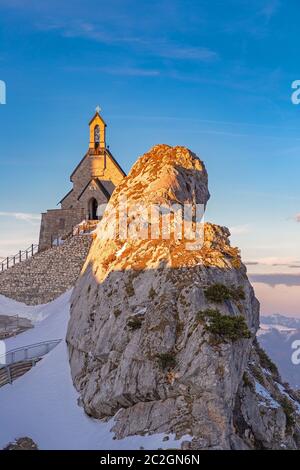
[
  {"x1": 0, "y1": 294, "x2": 56, "y2": 324},
  {"x1": 255, "y1": 381, "x2": 280, "y2": 409},
  {"x1": 0, "y1": 291, "x2": 190, "y2": 450}
]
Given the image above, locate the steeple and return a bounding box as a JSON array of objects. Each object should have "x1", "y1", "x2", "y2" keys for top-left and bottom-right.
[{"x1": 89, "y1": 106, "x2": 106, "y2": 150}]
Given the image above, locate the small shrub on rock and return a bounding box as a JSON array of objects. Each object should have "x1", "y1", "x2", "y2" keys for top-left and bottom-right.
[
  {"x1": 148, "y1": 287, "x2": 156, "y2": 300},
  {"x1": 125, "y1": 281, "x2": 135, "y2": 297},
  {"x1": 197, "y1": 308, "x2": 251, "y2": 343},
  {"x1": 242, "y1": 372, "x2": 254, "y2": 391},
  {"x1": 251, "y1": 365, "x2": 265, "y2": 385},
  {"x1": 204, "y1": 283, "x2": 245, "y2": 303},
  {"x1": 279, "y1": 396, "x2": 295, "y2": 432},
  {"x1": 113, "y1": 308, "x2": 121, "y2": 318},
  {"x1": 127, "y1": 316, "x2": 142, "y2": 330},
  {"x1": 255, "y1": 340, "x2": 279, "y2": 379},
  {"x1": 157, "y1": 352, "x2": 176, "y2": 370}
]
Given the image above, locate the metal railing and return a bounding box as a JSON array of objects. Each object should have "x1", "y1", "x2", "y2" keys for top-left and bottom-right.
[
  {"x1": 0, "y1": 339, "x2": 62, "y2": 367},
  {"x1": 0, "y1": 314, "x2": 32, "y2": 340},
  {"x1": 0, "y1": 244, "x2": 39, "y2": 272},
  {"x1": 0, "y1": 220, "x2": 98, "y2": 273}
]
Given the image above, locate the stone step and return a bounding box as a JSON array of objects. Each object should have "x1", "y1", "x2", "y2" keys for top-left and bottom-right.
[{"x1": 0, "y1": 235, "x2": 93, "y2": 305}]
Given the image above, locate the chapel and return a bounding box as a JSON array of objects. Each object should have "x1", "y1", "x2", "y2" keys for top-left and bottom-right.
[{"x1": 38, "y1": 108, "x2": 126, "y2": 251}]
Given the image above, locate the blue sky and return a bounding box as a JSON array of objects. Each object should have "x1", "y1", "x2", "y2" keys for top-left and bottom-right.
[{"x1": 0, "y1": 0, "x2": 300, "y2": 314}]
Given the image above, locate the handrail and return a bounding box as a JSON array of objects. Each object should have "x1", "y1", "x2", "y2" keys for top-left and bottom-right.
[
  {"x1": 0, "y1": 339, "x2": 62, "y2": 367},
  {"x1": 0, "y1": 219, "x2": 98, "y2": 274},
  {"x1": 0, "y1": 243, "x2": 39, "y2": 272}
]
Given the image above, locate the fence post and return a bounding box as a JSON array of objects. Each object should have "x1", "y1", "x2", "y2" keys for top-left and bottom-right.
[
  {"x1": 31, "y1": 244, "x2": 34, "y2": 257},
  {"x1": 6, "y1": 366, "x2": 12, "y2": 385},
  {"x1": 6, "y1": 257, "x2": 9, "y2": 269},
  {"x1": 19, "y1": 251, "x2": 21, "y2": 263}
]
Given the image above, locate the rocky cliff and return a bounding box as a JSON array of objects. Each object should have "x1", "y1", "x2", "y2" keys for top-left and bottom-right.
[{"x1": 67, "y1": 144, "x2": 300, "y2": 449}]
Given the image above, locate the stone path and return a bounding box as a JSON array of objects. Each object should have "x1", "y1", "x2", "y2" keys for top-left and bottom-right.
[{"x1": 0, "y1": 235, "x2": 93, "y2": 305}]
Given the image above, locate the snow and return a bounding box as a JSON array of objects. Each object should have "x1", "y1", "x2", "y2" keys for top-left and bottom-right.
[
  {"x1": 277, "y1": 383, "x2": 300, "y2": 414},
  {"x1": 115, "y1": 242, "x2": 127, "y2": 258},
  {"x1": 0, "y1": 291, "x2": 191, "y2": 450},
  {"x1": 134, "y1": 306, "x2": 147, "y2": 316},
  {"x1": 0, "y1": 294, "x2": 58, "y2": 324},
  {"x1": 258, "y1": 323, "x2": 297, "y2": 336},
  {"x1": 52, "y1": 237, "x2": 64, "y2": 246},
  {"x1": 255, "y1": 382, "x2": 280, "y2": 409}
]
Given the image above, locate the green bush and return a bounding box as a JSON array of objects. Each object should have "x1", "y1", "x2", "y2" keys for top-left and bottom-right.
[
  {"x1": 196, "y1": 308, "x2": 218, "y2": 323},
  {"x1": 176, "y1": 321, "x2": 184, "y2": 337},
  {"x1": 204, "y1": 283, "x2": 245, "y2": 303},
  {"x1": 197, "y1": 308, "x2": 251, "y2": 343},
  {"x1": 231, "y1": 285, "x2": 246, "y2": 301},
  {"x1": 243, "y1": 372, "x2": 254, "y2": 391},
  {"x1": 113, "y1": 308, "x2": 121, "y2": 318},
  {"x1": 255, "y1": 340, "x2": 279, "y2": 378},
  {"x1": 125, "y1": 281, "x2": 135, "y2": 297},
  {"x1": 250, "y1": 365, "x2": 265, "y2": 385},
  {"x1": 148, "y1": 287, "x2": 156, "y2": 300},
  {"x1": 279, "y1": 396, "x2": 295, "y2": 432},
  {"x1": 127, "y1": 317, "x2": 142, "y2": 330},
  {"x1": 157, "y1": 353, "x2": 176, "y2": 370}
]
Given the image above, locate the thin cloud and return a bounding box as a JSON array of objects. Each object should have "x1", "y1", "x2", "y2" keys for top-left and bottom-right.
[
  {"x1": 221, "y1": 1, "x2": 280, "y2": 37},
  {"x1": 229, "y1": 224, "x2": 251, "y2": 235},
  {"x1": 246, "y1": 256, "x2": 300, "y2": 268},
  {"x1": 37, "y1": 21, "x2": 148, "y2": 46},
  {"x1": 157, "y1": 45, "x2": 218, "y2": 61},
  {"x1": 37, "y1": 21, "x2": 218, "y2": 62},
  {"x1": 65, "y1": 65, "x2": 160, "y2": 77},
  {"x1": 0, "y1": 211, "x2": 41, "y2": 224},
  {"x1": 96, "y1": 66, "x2": 160, "y2": 77},
  {"x1": 249, "y1": 273, "x2": 300, "y2": 287}
]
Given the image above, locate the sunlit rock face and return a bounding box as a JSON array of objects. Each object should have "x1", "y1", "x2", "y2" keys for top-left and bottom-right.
[{"x1": 67, "y1": 145, "x2": 300, "y2": 450}]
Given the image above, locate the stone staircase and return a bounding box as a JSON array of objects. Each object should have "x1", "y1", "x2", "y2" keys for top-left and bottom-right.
[
  {"x1": 0, "y1": 235, "x2": 93, "y2": 305},
  {"x1": 0, "y1": 359, "x2": 40, "y2": 387},
  {"x1": 0, "y1": 339, "x2": 61, "y2": 387}
]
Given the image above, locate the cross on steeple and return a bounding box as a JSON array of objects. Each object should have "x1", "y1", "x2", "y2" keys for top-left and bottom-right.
[{"x1": 95, "y1": 105, "x2": 101, "y2": 114}]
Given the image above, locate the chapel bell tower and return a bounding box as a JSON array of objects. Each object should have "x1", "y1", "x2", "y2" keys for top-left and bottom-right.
[{"x1": 89, "y1": 105, "x2": 106, "y2": 150}]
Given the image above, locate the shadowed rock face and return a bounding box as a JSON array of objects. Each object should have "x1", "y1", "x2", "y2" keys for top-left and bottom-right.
[{"x1": 67, "y1": 145, "x2": 300, "y2": 450}]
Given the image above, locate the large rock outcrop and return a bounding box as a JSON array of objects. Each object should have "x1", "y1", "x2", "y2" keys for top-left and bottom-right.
[{"x1": 67, "y1": 144, "x2": 300, "y2": 449}]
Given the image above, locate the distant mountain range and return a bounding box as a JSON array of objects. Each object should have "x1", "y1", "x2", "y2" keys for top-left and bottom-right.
[
  {"x1": 261, "y1": 314, "x2": 300, "y2": 329},
  {"x1": 259, "y1": 314, "x2": 300, "y2": 389}
]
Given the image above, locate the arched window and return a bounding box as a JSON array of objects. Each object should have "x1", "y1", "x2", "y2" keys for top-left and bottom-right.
[
  {"x1": 88, "y1": 198, "x2": 98, "y2": 220},
  {"x1": 94, "y1": 125, "x2": 100, "y2": 148}
]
